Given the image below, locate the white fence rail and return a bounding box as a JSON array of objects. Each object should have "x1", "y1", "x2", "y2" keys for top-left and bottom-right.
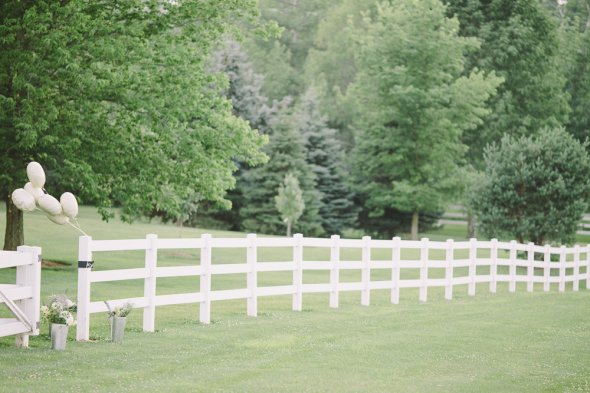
[
  {"x1": 0, "y1": 246, "x2": 41, "y2": 347},
  {"x1": 76, "y1": 234, "x2": 590, "y2": 341}
]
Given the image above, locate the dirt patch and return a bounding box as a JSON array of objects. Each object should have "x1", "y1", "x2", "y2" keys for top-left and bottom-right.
[
  {"x1": 42, "y1": 260, "x2": 70, "y2": 267},
  {"x1": 164, "y1": 252, "x2": 195, "y2": 258}
]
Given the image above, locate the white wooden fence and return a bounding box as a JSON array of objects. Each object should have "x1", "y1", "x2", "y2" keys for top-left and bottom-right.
[
  {"x1": 76, "y1": 234, "x2": 590, "y2": 341},
  {"x1": 0, "y1": 246, "x2": 41, "y2": 347}
]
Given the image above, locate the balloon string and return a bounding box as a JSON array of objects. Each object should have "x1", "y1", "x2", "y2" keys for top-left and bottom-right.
[
  {"x1": 74, "y1": 218, "x2": 84, "y2": 232},
  {"x1": 68, "y1": 220, "x2": 87, "y2": 236}
]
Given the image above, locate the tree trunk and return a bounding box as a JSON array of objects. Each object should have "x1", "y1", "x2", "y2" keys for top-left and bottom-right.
[
  {"x1": 4, "y1": 196, "x2": 24, "y2": 251},
  {"x1": 411, "y1": 211, "x2": 419, "y2": 241},
  {"x1": 287, "y1": 220, "x2": 291, "y2": 238},
  {"x1": 467, "y1": 214, "x2": 477, "y2": 239}
]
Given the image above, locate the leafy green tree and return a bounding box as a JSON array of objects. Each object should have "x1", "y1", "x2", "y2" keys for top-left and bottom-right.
[
  {"x1": 275, "y1": 173, "x2": 305, "y2": 237},
  {"x1": 241, "y1": 112, "x2": 322, "y2": 236},
  {"x1": 348, "y1": 0, "x2": 503, "y2": 240},
  {"x1": 556, "y1": 24, "x2": 590, "y2": 145},
  {"x1": 0, "y1": 0, "x2": 279, "y2": 249},
  {"x1": 242, "y1": 0, "x2": 340, "y2": 103},
  {"x1": 303, "y1": 0, "x2": 377, "y2": 148},
  {"x1": 469, "y1": 128, "x2": 590, "y2": 245},
  {"x1": 294, "y1": 87, "x2": 358, "y2": 236},
  {"x1": 445, "y1": 0, "x2": 570, "y2": 167}
]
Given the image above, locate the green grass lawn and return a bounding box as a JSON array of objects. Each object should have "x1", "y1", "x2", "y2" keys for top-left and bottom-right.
[{"x1": 1, "y1": 205, "x2": 589, "y2": 392}]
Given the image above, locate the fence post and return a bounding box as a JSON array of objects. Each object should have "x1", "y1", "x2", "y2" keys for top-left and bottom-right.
[
  {"x1": 490, "y1": 238, "x2": 498, "y2": 293},
  {"x1": 329, "y1": 235, "x2": 340, "y2": 308},
  {"x1": 293, "y1": 234, "x2": 303, "y2": 311},
  {"x1": 573, "y1": 245, "x2": 580, "y2": 292},
  {"x1": 445, "y1": 239, "x2": 454, "y2": 300},
  {"x1": 468, "y1": 238, "x2": 476, "y2": 296},
  {"x1": 247, "y1": 234, "x2": 257, "y2": 317},
  {"x1": 419, "y1": 238, "x2": 428, "y2": 302},
  {"x1": 143, "y1": 234, "x2": 158, "y2": 332},
  {"x1": 543, "y1": 244, "x2": 551, "y2": 292},
  {"x1": 14, "y1": 246, "x2": 41, "y2": 347},
  {"x1": 77, "y1": 236, "x2": 92, "y2": 341},
  {"x1": 391, "y1": 237, "x2": 401, "y2": 304},
  {"x1": 200, "y1": 234, "x2": 212, "y2": 324},
  {"x1": 361, "y1": 236, "x2": 371, "y2": 306},
  {"x1": 559, "y1": 245, "x2": 566, "y2": 292},
  {"x1": 527, "y1": 242, "x2": 534, "y2": 292},
  {"x1": 509, "y1": 240, "x2": 517, "y2": 292},
  {"x1": 587, "y1": 245, "x2": 590, "y2": 290}
]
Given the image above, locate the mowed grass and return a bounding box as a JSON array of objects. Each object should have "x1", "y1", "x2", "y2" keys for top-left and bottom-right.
[{"x1": 0, "y1": 205, "x2": 589, "y2": 392}]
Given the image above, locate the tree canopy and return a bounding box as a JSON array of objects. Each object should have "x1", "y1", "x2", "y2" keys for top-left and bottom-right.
[
  {"x1": 1, "y1": 0, "x2": 279, "y2": 249},
  {"x1": 469, "y1": 127, "x2": 590, "y2": 245},
  {"x1": 348, "y1": 0, "x2": 502, "y2": 239}
]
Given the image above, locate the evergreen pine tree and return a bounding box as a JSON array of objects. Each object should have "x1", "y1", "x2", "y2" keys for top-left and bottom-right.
[
  {"x1": 191, "y1": 40, "x2": 284, "y2": 231},
  {"x1": 294, "y1": 88, "x2": 358, "y2": 236},
  {"x1": 241, "y1": 113, "x2": 323, "y2": 236}
]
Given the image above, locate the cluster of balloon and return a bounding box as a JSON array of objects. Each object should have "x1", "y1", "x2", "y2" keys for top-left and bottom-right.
[{"x1": 11, "y1": 162, "x2": 87, "y2": 235}]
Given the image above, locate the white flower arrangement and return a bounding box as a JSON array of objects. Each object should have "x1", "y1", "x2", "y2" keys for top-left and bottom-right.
[
  {"x1": 41, "y1": 292, "x2": 77, "y2": 326},
  {"x1": 104, "y1": 301, "x2": 134, "y2": 319}
]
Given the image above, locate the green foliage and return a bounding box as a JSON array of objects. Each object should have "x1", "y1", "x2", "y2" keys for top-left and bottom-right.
[
  {"x1": 445, "y1": 0, "x2": 570, "y2": 167},
  {"x1": 241, "y1": 113, "x2": 322, "y2": 236},
  {"x1": 192, "y1": 40, "x2": 291, "y2": 232},
  {"x1": 0, "y1": 0, "x2": 279, "y2": 235},
  {"x1": 294, "y1": 87, "x2": 358, "y2": 236},
  {"x1": 275, "y1": 173, "x2": 305, "y2": 226},
  {"x1": 303, "y1": 0, "x2": 377, "y2": 147},
  {"x1": 242, "y1": 0, "x2": 340, "y2": 104},
  {"x1": 348, "y1": 0, "x2": 502, "y2": 219},
  {"x1": 469, "y1": 127, "x2": 590, "y2": 245},
  {"x1": 560, "y1": 27, "x2": 590, "y2": 144},
  {"x1": 208, "y1": 40, "x2": 285, "y2": 135},
  {"x1": 243, "y1": 39, "x2": 300, "y2": 103}
]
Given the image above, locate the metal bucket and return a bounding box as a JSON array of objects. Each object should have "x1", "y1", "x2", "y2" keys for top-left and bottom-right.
[
  {"x1": 51, "y1": 324, "x2": 68, "y2": 350},
  {"x1": 111, "y1": 317, "x2": 127, "y2": 343}
]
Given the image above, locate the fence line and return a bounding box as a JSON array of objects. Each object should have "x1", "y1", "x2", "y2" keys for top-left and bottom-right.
[{"x1": 76, "y1": 234, "x2": 590, "y2": 341}]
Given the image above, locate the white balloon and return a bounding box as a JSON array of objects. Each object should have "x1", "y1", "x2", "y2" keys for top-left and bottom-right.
[
  {"x1": 45, "y1": 212, "x2": 69, "y2": 225},
  {"x1": 38, "y1": 194, "x2": 63, "y2": 216},
  {"x1": 12, "y1": 189, "x2": 36, "y2": 213},
  {"x1": 60, "y1": 192, "x2": 78, "y2": 219},
  {"x1": 27, "y1": 162, "x2": 46, "y2": 188},
  {"x1": 24, "y1": 182, "x2": 44, "y2": 203}
]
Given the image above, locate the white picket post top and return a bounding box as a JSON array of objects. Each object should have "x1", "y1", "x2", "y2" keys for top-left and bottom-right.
[
  {"x1": 77, "y1": 236, "x2": 92, "y2": 341},
  {"x1": 143, "y1": 234, "x2": 157, "y2": 332},
  {"x1": 544, "y1": 244, "x2": 551, "y2": 292},
  {"x1": 361, "y1": 236, "x2": 371, "y2": 306},
  {"x1": 329, "y1": 235, "x2": 340, "y2": 309},
  {"x1": 490, "y1": 238, "x2": 498, "y2": 293},
  {"x1": 75, "y1": 234, "x2": 590, "y2": 338},
  {"x1": 468, "y1": 238, "x2": 476, "y2": 296},
  {"x1": 445, "y1": 239, "x2": 454, "y2": 300},
  {"x1": 292, "y1": 234, "x2": 303, "y2": 312},
  {"x1": 574, "y1": 245, "x2": 580, "y2": 292},
  {"x1": 391, "y1": 237, "x2": 401, "y2": 305},
  {"x1": 200, "y1": 234, "x2": 212, "y2": 324},
  {"x1": 419, "y1": 238, "x2": 429, "y2": 303},
  {"x1": 527, "y1": 242, "x2": 535, "y2": 293},
  {"x1": 247, "y1": 234, "x2": 257, "y2": 317}
]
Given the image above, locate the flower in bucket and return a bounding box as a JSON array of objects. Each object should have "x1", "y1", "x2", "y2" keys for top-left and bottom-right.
[
  {"x1": 41, "y1": 292, "x2": 77, "y2": 326},
  {"x1": 104, "y1": 301, "x2": 134, "y2": 319}
]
